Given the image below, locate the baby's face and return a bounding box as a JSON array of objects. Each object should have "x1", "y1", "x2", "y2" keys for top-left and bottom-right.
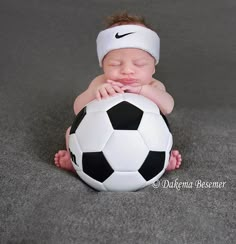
[{"x1": 102, "y1": 48, "x2": 155, "y2": 85}]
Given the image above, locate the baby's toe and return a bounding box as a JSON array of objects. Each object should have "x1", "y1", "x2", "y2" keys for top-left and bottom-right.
[
  {"x1": 56, "y1": 161, "x2": 62, "y2": 168},
  {"x1": 54, "y1": 160, "x2": 59, "y2": 167},
  {"x1": 58, "y1": 150, "x2": 65, "y2": 156},
  {"x1": 176, "y1": 160, "x2": 182, "y2": 167},
  {"x1": 173, "y1": 150, "x2": 179, "y2": 156}
]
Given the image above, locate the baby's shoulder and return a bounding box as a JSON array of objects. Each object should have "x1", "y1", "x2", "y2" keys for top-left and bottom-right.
[
  {"x1": 150, "y1": 78, "x2": 166, "y2": 91},
  {"x1": 89, "y1": 74, "x2": 106, "y2": 87}
]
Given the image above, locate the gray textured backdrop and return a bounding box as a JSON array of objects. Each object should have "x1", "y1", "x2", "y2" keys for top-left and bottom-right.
[{"x1": 0, "y1": 0, "x2": 235, "y2": 243}]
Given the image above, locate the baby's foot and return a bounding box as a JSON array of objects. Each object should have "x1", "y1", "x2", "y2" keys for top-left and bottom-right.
[
  {"x1": 166, "y1": 150, "x2": 182, "y2": 171},
  {"x1": 54, "y1": 150, "x2": 76, "y2": 173}
]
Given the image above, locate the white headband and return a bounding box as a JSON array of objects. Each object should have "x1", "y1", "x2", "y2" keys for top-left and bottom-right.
[{"x1": 96, "y1": 24, "x2": 160, "y2": 67}]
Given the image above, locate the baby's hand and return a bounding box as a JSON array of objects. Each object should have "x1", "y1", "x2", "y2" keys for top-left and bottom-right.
[
  {"x1": 106, "y1": 80, "x2": 124, "y2": 88},
  {"x1": 121, "y1": 83, "x2": 143, "y2": 94},
  {"x1": 107, "y1": 79, "x2": 143, "y2": 94},
  {"x1": 96, "y1": 83, "x2": 124, "y2": 100}
]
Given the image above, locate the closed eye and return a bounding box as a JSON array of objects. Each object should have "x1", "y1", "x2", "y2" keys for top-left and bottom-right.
[
  {"x1": 109, "y1": 63, "x2": 121, "y2": 66},
  {"x1": 134, "y1": 63, "x2": 147, "y2": 67}
]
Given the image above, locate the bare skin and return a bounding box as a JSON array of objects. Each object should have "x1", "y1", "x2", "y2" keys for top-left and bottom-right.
[
  {"x1": 54, "y1": 48, "x2": 182, "y2": 173},
  {"x1": 54, "y1": 150, "x2": 76, "y2": 173},
  {"x1": 54, "y1": 149, "x2": 182, "y2": 173}
]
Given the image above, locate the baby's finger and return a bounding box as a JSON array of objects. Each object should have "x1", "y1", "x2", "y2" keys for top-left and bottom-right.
[
  {"x1": 106, "y1": 79, "x2": 115, "y2": 83},
  {"x1": 121, "y1": 85, "x2": 131, "y2": 91},
  {"x1": 122, "y1": 86, "x2": 139, "y2": 93},
  {"x1": 106, "y1": 86, "x2": 116, "y2": 96},
  {"x1": 107, "y1": 80, "x2": 124, "y2": 87},
  {"x1": 128, "y1": 82, "x2": 141, "y2": 87},
  {"x1": 96, "y1": 91, "x2": 102, "y2": 100},
  {"x1": 113, "y1": 86, "x2": 124, "y2": 94},
  {"x1": 100, "y1": 87, "x2": 109, "y2": 99}
]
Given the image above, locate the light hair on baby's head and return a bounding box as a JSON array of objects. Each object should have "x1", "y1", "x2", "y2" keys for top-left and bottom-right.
[{"x1": 105, "y1": 11, "x2": 152, "y2": 29}]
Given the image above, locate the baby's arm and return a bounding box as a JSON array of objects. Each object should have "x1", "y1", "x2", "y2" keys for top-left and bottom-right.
[
  {"x1": 73, "y1": 75, "x2": 124, "y2": 114},
  {"x1": 109, "y1": 78, "x2": 174, "y2": 115},
  {"x1": 151, "y1": 78, "x2": 166, "y2": 91},
  {"x1": 141, "y1": 80, "x2": 174, "y2": 115},
  {"x1": 73, "y1": 75, "x2": 104, "y2": 114}
]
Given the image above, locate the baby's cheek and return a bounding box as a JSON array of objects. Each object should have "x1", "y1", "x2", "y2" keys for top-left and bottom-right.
[
  {"x1": 108, "y1": 73, "x2": 119, "y2": 81},
  {"x1": 144, "y1": 74, "x2": 153, "y2": 83},
  {"x1": 104, "y1": 71, "x2": 114, "y2": 80}
]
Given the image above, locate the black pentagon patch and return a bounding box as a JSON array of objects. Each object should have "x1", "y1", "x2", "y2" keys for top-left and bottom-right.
[
  {"x1": 82, "y1": 152, "x2": 114, "y2": 182},
  {"x1": 69, "y1": 149, "x2": 77, "y2": 165},
  {"x1": 70, "y1": 107, "x2": 86, "y2": 134},
  {"x1": 139, "y1": 151, "x2": 165, "y2": 181},
  {"x1": 107, "y1": 101, "x2": 143, "y2": 130}
]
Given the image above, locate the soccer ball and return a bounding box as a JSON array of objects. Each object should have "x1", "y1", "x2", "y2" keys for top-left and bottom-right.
[{"x1": 69, "y1": 93, "x2": 172, "y2": 191}]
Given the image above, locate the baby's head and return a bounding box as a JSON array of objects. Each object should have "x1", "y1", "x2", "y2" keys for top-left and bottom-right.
[
  {"x1": 96, "y1": 12, "x2": 160, "y2": 84},
  {"x1": 96, "y1": 12, "x2": 160, "y2": 66}
]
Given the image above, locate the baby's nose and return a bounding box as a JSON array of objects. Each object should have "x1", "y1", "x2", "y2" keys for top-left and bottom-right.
[{"x1": 121, "y1": 64, "x2": 134, "y2": 74}]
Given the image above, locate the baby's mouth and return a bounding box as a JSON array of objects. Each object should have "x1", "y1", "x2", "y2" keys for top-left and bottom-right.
[{"x1": 118, "y1": 78, "x2": 136, "y2": 84}]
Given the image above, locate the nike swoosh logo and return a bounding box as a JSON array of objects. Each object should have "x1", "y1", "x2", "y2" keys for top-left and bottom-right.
[{"x1": 115, "y1": 32, "x2": 135, "y2": 39}]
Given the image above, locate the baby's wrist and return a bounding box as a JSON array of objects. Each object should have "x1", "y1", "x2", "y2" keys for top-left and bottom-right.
[{"x1": 139, "y1": 84, "x2": 151, "y2": 95}]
